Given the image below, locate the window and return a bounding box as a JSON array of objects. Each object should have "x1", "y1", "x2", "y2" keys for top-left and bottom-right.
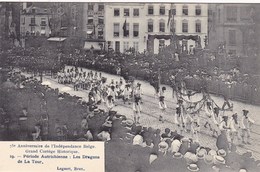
[
  {"x1": 88, "y1": 18, "x2": 93, "y2": 24},
  {"x1": 31, "y1": 26, "x2": 35, "y2": 35},
  {"x1": 114, "y1": 23, "x2": 119, "y2": 37},
  {"x1": 124, "y1": 9, "x2": 129, "y2": 16},
  {"x1": 226, "y1": 6, "x2": 237, "y2": 22},
  {"x1": 21, "y1": 27, "x2": 25, "y2": 35},
  {"x1": 159, "y1": 20, "x2": 165, "y2": 32},
  {"x1": 98, "y1": 4, "x2": 104, "y2": 11},
  {"x1": 123, "y1": 23, "x2": 129, "y2": 37},
  {"x1": 41, "y1": 27, "x2": 45, "y2": 36},
  {"x1": 108, "y1": 41, "x2": 113, "y2": 49},
  {"x1": 148, "y1": 20, "x2": 153, "y2": 32},
  {"x1": 195, "y1": 20, "x2": 201, "y2": 33},
  {"x1": 41, "y1": 18, "x2": 46, "y2": 25},
  {"x1": 182, "y1": 5, "x2": 188, "y2": 15},
  {"x1": 98, "y1": 17, "x2": 104, "y2": 25},
  {"x1": 148, "y1": 5, "x2": 154, "y2": 15},
  {"x1": 88, "y1": 4, "x2": 94, "y2": 10},
  {"x1": 114, "y1": 8, "x2": 120, "y2": 16},
  {"x1": 115, "y1": 41, "x2": 120, "y2": 53},
  {"x1": 240, "y1": 6, "x2": 251, "y2": 20},
  {"x1": 229, "y1": 30, "x2": 236, "y2": 45},
  {"x1": 133, "y1": 8, "x2": 139, "y2": 16},
  {"x1": 195, "y1": 5, "x2": 201, "y2": 15},
  {"x1": 228, "y1": 49, "x2": 236, "y2": 55},
  {"x1": 182, "y1": 20, "x2": 188, "y2": 33},
  {"x1": 98, "y1": 29, "x2": 103, "y2": 39},
  {"x1": 133, "y1": 23, "x2": 139, "y2": 37},
  {"x1": 123, "y1": 42, "x2": 129, "y2": 52},
  {"x1": 208, "y1": 9, "x2": 213, "y2": 16},
  {"x1": 159, "y1": 40, "x2": 165, "y2": 51},
  {"x1": 31, "y1": 18, "x2": 35, "y2": 25},
  {"x1": 133, "y1": 42, "x2": 139, "y2": 52},
  {"x1": 22, "y1": 17, "x2": 25, "y2": 24},
  {"x1": 32, "y1": 9, "x2": 36, "y2": 13},
  {"x1": 160, "y1": 6, "x2": 165, "y2": 15}
]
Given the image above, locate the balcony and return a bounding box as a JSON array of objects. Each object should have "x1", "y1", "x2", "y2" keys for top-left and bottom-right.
[{"x1": 29, "y1": 23, "x2": 36, "y2": 26}]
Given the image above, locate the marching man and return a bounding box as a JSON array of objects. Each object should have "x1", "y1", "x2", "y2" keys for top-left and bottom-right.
[
  {"x1": 133, "y1": 96, "x2": 142, "y2": 124},
  {"x1": 105, "y1": 95, "x2": 114, "y2": 113},
  {"x1": 123, "y1": 84, "x2": 132, "y2": 105},
  {"x1": 175, "y1": 99, "x2": 186, "y2": 135},
  {"x1": 240, "y1": 110, "x2": 255, "y2": 144},
  {"x1": 134, "y1": 83, "x2": 143, "y2": 104},
  {"x1": 229, "y1": 113, "x2": 240, "y2": 145},
  {"x1": 158, "y1": 87, "x2": 167, "y2": 122}
]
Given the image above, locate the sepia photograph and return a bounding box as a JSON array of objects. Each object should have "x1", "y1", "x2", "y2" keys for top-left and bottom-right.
[{"x1": 0, "y1": 1, "x2": 260, "y2": 171}]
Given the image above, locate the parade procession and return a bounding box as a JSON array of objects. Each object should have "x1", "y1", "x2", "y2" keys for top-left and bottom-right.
[{"x1": 1, "y1": 2, "x2": 260, "y2": 172}]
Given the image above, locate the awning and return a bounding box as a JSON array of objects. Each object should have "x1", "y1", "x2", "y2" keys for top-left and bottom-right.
[
  {"x1": 83, "y1": 42, "x2": 102, "y2": 50},
  {"x1": 47, "y1": 37, "x2": 67, "y2": 42},
  {"x1": 40, "y1": 30, "x2": 46, "y2": 34},
  {"x1": 87, "y1": 30, "x2": 93, "y2": 34}
]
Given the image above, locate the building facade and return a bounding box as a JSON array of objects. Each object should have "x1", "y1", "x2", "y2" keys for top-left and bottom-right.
[
  {"x1": 105, "y1": 3, "x2": 208, "y2": 54},
  {"x1": 82, "y1": 2, "x2": 105, "y2": 50},
  {"x1": 49, "y1": 2, "x2": 84, "y2": 38},
  {"x1": 145, "y1": 3, "x2": 208, "y2": 54},
  {"x1": 208, "y1": 4, "x2": 256, "y2": 56},
  {"x1": 20, "y1": 5, "x2": 51, "y2": 37},
  {"x1": 104, "y1": 3, "x2": 146, "y2": 53}
]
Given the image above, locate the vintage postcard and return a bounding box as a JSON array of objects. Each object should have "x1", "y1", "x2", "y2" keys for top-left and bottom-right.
[{"x1": 0, "y1": 0, "x2": 260, "y2": 171}]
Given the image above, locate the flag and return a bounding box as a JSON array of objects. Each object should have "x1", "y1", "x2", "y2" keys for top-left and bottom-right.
[
  {"x1": 122, "y1": 19, "x2": 126, "y2": 32},
  {"x1": 167, "y1": 9, "x2": 172, "y2": 27}
]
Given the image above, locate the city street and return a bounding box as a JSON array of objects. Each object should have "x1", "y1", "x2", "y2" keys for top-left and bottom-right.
[{"x1": 33, "y1": 66, "x2": 260, "y2": 160}]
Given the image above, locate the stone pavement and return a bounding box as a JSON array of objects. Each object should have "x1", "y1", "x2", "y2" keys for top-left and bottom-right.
[{"x1": 29, "y1": 66, "x2": 260, "y2": 160}]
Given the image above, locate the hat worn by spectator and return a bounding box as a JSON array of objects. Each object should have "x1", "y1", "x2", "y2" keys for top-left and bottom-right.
[
  {"x1": 125, "y1": 133, "x2": 135, "y2": 141},
  {"x1": 121, "y1": 119, "x2": 127, "y2": 125},
  {"x1": 182, "y1": 137, "x2": 190, "y2": 142},
  {"x1": 198, "y1": 148, "x2": 207, "y2": 155},
  {"x1": 204, "y1": 155, "x2": 214, "y2": 165},
  {"x1": 217, "y1": 149, "x2": 226, "y2": 157},
  {"x1": 94, "y1": 109, "x2": 100, "y2": 114},
  {"x1": 149, "y1": 154, "x2": 158, "y2": 164},
  {"x1": 213, "y1": 155, "x2": 225, "y2": 165},
  {"x1": 239, "y1": 169, "x2": 247, "y2": 172},
  {"x1": 173, "y1": 152, "x2": 183, "y2": 159},
  {"x1": 196, "y1": 151, "x2": 205, "y2": 159},
  {"x1": 125, "y1": 119, "x2": 134, "y2": 129},
  {"x1": 187, "y1": 164, "x2": 199, "y2": 172},
  {"x1": 184, "y1": 152, "x2": 198, "y2": 164},
  {"x1": 208, "y1": 150, "x2": 217, "y2": 156}
]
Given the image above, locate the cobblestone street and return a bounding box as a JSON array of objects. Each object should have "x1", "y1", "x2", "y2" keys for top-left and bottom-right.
[{"x1": 32, "y1": 66, "x2": 260, "y2": 160}]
